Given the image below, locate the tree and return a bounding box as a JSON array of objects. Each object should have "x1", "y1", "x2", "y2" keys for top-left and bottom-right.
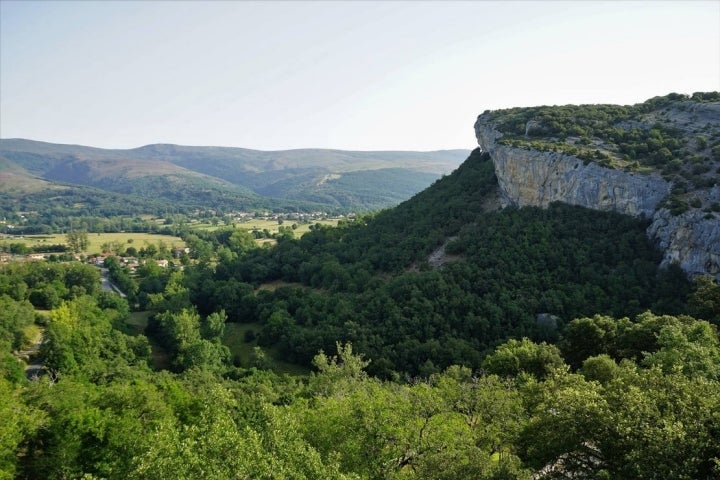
[
  {"x1": 142, "y1": 243, "x2": 158, "y2": 258},
  {"x1": 598, "y1": 364, "x2": 720, "y2": 479},
  {"x1": 227, "y1": 229, "x2": 256, "y2": 254},
  {"x1": 201, "y1": 310, "x2": 226, "y2": 343},
  {"x1": 66, "y1": 230, "x2": 89, "y2": 253},
  {"x1": 28, "y1": 284, "x2": 61, "y2": 310},
  {"x1": 148, "y1": 271, "x2": 190, "y2": 313},
  {"x1": 64, "y1": 263, "x2": 100, "y2": 297},
  {"x1": 580, "y1": 354, "x2": 620, "y2": 385},
  {"x1": 177, "y1": 339, "x2": 229, "y2": 371},
  {"x1": 642, "y1": 319, "x2": 720, "y2": 379},
  {"x1": 0, "y1": 379, "x2": 43, "y2": 479},
  {"x1": 688, "y1": 275, "x2": 720, "y2": 325},
  {"x1": 482, "y1": 338, "x2": 565, "y2": 379},
  {"x1": 153, "y1": 308, "x2": 231, "y2": 371},
  {"x1": 518, "y1": 369, "x2": 609, "y2": 477},
  {"x1": 434, "y1": 366, "x2": 527, "y2": 461},
  {"x1": 155, "y1": 308, "x2": 201, "y2": 353},
  {"x1": 310, "y1": 342, "x2": 370, "y2": 396},
  {"x1": 560, "y1": 315, "x2": 619, "y2": 369},
  {"x1": 313, "y1": 342, "x2": 369, "y2": 381},
  {"x1": 0, "y1": 295, "x2": 34, "y2": 352},
  {"x1": 133, "y1": 384, "x2": 352, "y2": 479}
]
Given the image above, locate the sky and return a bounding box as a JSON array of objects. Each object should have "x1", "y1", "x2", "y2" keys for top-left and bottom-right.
[{"x1": 1, "y1": 1, "x2": 719, "y2": 151}]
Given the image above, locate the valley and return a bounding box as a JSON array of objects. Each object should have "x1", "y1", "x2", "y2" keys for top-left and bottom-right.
[
  {"x1": 0, "y1": 140, "x2": 468, "y2": 221},
  {"x1": 1, "y1": 93, "x2": 720, "y2": 479}
]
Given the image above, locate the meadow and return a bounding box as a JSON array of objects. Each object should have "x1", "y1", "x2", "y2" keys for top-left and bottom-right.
[
  {"x1": 223, "y1": 322, "x2": 309, "y2": 375},
  {"x1": 123, "y1": 312, "x2": 307, "y2": 375},
  {"x1": 190, "y1": 217, "x2": 339, "y2": 236},
  {"x1": 1, "y1": 232, "x2": 185, "y2": 254},
  {"x1": 1, "y1": 218, "x2": 338, "y2": 254}
]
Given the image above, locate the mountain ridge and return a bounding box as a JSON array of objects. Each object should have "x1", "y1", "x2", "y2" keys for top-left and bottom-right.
[{"x1": 0, "y1": 138, "x2": 468, "y2": 212}]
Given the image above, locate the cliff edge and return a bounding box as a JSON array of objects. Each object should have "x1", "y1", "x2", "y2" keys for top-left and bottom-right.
[{"x1": 475, "y1": 93, "x2": 720, "y2": 279}]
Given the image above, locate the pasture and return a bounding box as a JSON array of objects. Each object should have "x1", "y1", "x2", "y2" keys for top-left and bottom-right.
[
  {"x1": 190, "y1": 218, "x2": 339, "y2": 237},
  {"x1": 0, "y1": 232, "x2": 185, "y2": 254}
]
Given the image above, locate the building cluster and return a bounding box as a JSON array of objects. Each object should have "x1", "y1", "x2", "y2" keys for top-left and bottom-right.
[{"x1": 89, "y1": 248, "x2": 190, "y2": 272}]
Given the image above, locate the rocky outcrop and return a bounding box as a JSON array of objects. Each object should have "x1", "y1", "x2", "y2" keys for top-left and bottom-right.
[
  {"x1": 475, "y1": 115, "x2": 720, "y2": 280},
  {"x1": 490, "y1": 147, "x2": 669, "y2": 217},
  {"x1": 475, "y1": 119, "x2": 671, "y2": 218},
  {"x1": 651, "y1": 186, "x2": 720, "y2": 279},
  {"x1": 649, "y1": 208, "x2": 720, "y2": 278}
]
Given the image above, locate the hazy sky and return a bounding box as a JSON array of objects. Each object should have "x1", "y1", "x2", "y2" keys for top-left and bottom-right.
[{"x1": 1, "y1": 1, "x2": 718, "y2": 151}]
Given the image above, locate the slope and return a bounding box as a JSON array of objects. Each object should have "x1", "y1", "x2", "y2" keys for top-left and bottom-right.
[
  {"x1": 0, "y1": 139, "x2": 468, "y2": 212},
  {"x1": 181, "y1": 149, "x2": 690, "y2": 377},
  {"x1": 0, "y1": 143, "x2": 263, "y2": 208}
]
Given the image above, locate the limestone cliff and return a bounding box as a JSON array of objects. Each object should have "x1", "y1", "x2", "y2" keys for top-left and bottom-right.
[
  {"x1": 474, "y1": 103, "x2": 720, "y2": 280},
  {"x1": 475, "y1": 118, "x2": 671, "y2": 217},
  {"x1": 648, "y1": 207, "x2": 720, "y2": 277}
]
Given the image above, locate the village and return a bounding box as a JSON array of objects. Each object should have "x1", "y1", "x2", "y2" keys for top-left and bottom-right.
[{"x1": 0, "y1": 209, "x2": 348, "y2": 264}]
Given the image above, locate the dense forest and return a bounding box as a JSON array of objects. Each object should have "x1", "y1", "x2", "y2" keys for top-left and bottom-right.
[
  {"x1": 1, "y1": 263, "x2": 719, "y2": 479},
  {"x1": 172, "y1": 150, "x2": 691, "y2": 377},
  {"x1": 2, "y1": 147, "x2": 720, "y2": 478}
]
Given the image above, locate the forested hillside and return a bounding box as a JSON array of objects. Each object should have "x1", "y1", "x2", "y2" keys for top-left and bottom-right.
[
  {"x1": 176, "y1": 150, "x2": 690, "y2": 376},
  {"x1": 1, "y1": 263, "x2": 719, "y2": 478},
  {"x1": 2, "y1": 148, "x2": 720, "y2": 478},
  {"x1": 0, "y1": 139, "x2": 467, "y2": 215}
]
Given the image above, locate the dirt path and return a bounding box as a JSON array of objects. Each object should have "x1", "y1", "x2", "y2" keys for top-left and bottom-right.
[
  {"x1": 427, "y1": 236, "x2": 460, "y2": 268},
  {"x1": 17, "y1": 327, "x2": 45, "y2": 380}
]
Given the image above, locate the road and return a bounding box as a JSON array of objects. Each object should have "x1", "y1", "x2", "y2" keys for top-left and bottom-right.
[
  {"x1": 18, "y1": 268, "x2": 127, "y2": 381},
  {"x1": 100, "y1": 268, "x2": 127, "y2": 297}
]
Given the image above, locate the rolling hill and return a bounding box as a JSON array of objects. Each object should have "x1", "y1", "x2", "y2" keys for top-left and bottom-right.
[{"x1": 0, "y1": 139, "x2": 467, "y2": 212}]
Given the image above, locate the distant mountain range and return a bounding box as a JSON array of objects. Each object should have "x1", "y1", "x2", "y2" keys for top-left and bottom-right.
[{"x1": 0, "y1": 139, "x2": 468, "y2": 212}]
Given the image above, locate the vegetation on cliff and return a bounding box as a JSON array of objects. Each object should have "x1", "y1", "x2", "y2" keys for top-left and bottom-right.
[{"x1": 483, "y1": 92, "x2": 720, "y2": 201}]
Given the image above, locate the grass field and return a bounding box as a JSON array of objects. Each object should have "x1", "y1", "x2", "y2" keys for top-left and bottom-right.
[
  {"x1": 21, "y1": 324, "x2": 43, "y2": 350},
  {"x1": 223, "y1": 322, "x2": 309, "y2": 376},
  {"x1": 1, "y1": 232, "x2": 185, "y2": 254},
  {"x1": 2, "y1": 220, "x2": 333, "y2": 253},
  {"x1": 190, "y1": 218, "x2": 338, "y2": 237},
  {"x1": 124, "y1": 313, "x2": 307, "y2": 374},
  {"x1": 124, "y1": 311, "x2": 172, "y2": 370}
]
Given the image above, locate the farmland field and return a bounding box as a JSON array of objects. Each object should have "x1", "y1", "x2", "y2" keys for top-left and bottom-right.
[
  {"x1": 0, "y1": 232, "x2": 185, "y2": 254},
  {"x1": 189, "y1": 218, "x2": 339, "y2": 236}
]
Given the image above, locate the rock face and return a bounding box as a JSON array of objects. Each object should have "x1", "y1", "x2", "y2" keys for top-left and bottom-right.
[
  {"x1": 491, "y1": 147, "x2": 670, "y2": 218},
  {"x1": 475, "y1": 119, "x2": 671, "y2": 217},
  {"x1": 648, "y1": 209, "x2": 720, "y2": 277},
  {"x1": 475, "y1": 115, "x2": 720, "y2": 280}
]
